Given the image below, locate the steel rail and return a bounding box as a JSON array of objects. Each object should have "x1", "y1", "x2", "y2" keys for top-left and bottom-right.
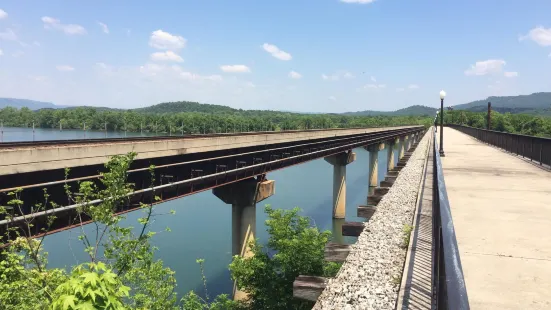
[{"x1": 432, "y1": 124, "x2": 470, "y2": 309}]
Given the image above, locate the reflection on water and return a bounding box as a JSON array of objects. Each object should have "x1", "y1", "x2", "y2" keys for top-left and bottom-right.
[{"x1": 5, "y1": 128, "x2": 400, "y2": 298}]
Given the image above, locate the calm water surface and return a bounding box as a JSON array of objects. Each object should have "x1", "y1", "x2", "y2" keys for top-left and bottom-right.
[{"x1": 3, "y1": 127, "x2": 401, "y2": 298}]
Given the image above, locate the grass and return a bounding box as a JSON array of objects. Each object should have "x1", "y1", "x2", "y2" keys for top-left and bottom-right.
[{"x1": 400, "y1": 224, "x2": 414, "y2": 249}]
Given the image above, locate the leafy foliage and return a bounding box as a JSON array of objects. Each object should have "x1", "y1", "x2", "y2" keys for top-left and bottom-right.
[
  {"x1": 0, "y1": 104, "x2": 431, "y2": 134},
  {"x1": 443, "y1": 110, "x2": 551, "y2": 137},
  {"x1": 229, "y1": 206, "x2": 340, "y2": 310},
  {"x1": 1, "y1": 153, "x2": 340, "y2": 309}
]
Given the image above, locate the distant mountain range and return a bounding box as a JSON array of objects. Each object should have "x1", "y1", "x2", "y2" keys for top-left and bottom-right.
[
  {"x1": 342, "y1": 105, "x2": 438, "y2": 116},
  {"x1": 2, "y1": 92, "x2": 551, "y2": 116},
  {"x1": 0, "y1": 98, "x2": 65, "y2": 110}
]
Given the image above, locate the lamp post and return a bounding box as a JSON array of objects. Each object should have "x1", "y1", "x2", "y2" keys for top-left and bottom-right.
[{"x1": 439, "y1": 90, "x2": 446, "y2": 157}]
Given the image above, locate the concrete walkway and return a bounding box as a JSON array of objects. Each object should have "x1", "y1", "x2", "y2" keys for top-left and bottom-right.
[{"x1": 440, "y1": 128, "x2": 551, "y2": 310}]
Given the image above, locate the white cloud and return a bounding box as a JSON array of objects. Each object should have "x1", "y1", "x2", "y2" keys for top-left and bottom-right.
[
  {"x1": 322, "y1": 71, "x2": 354, "y2": 81},
  {"x1": 180, "y1": 72, "x2": 223, "y2": 82},
  {"x1": 33, "y1": 41, "x2": 40, "y2": 46},
  {"x1": 56, "y1": 65, "x2": 75, "y2": 72},
  {"x1": 245, "y1": 82, "x2": 256, "y2": 88},
  {"x1": 220, "y1": 65, "x2": 251, "y2": 73},
  {"x1": 519, "y1": 26, "x2": 551, "y2": 47},
  {"x1": 42, "y1": 16, "x2": 86, "y2": 35},
  {"x1": 12, "y1": 51, "x2": 23, "y2": 58},
  {"x1": 149, "y1": 30, "x2": 186, "y2": 50},
  {"x1": 504, "y1": 71, "x2": 518, "y2": 78},
  {"x1": 322, "y1": 74, "x2": 338, "y2": 81},
  {"x1": 0, "y1": 9, "x2": 8, "y2": 19},
  {"x1": 0, "y1": 28, "x2": 17, "y2": 41},
  {"x1": 288, "y1": 70, "x2": 302, "y2": 79},
  {"x1": 464, "y1": 59, "x2": 506, "y2": 76},
  {"x1": 262, "y1": 43, "x2": 292, "y2": 61},
  {"x1": 0, "y1": 49, "x2": 3, "y2": 56},
  {"x1": 364, "y1": 84, "x2": 386, "y2": 89},
  {"x1": 150, "y1": 51, "x2": 184, "y2": 62},
  {"x1": 140, "y1": 63, "x2": 222, "y2": 82},
  {"x1": 370, "y1": 76, "x2": 376, "y2": 82},
  {"x1": 329, "y1": 96, "x2": 337, "y2": 101},
  {"x1": 396, "y1": 88, "x2": 405, "y2": 92},
  {"x1": 97, "y1": 22, "x2": 109, "y2": 34},
  {"x1": 408, "y1": 84, "x2": 420, "y2": 89},
  {"x1": 340, "y1": 0, "x2": 375, "y2": 3},
  {"x1": 343, "y1": 72, "x2": 355, "y2": 79}
]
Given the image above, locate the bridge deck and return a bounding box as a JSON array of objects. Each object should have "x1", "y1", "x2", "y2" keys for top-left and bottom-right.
[{"x1": 441, "y1": 128, "x2": 551, "y2": 309}]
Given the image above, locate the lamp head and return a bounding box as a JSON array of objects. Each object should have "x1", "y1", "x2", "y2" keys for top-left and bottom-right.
[{"x1": 439, "y1": 90, "x2": 446, "y2": 100}]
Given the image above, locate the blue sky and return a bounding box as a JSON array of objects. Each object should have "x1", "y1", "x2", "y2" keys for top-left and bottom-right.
[{"x1": 0, "y1": 0, "x2": 550, "y2": 112}]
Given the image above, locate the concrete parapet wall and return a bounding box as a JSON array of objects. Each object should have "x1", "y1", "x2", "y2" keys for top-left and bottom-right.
[{"x1": 0, "y1": 126, "x2": 416, "y2": 175}]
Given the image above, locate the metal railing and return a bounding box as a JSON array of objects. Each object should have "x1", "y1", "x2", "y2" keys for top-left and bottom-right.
[
  {"x1": 433, "y1": 128, "x2": 470, "y2": 309},
  {"x1": 448, "y1": 124, "x2": 551, "y2": 168}
]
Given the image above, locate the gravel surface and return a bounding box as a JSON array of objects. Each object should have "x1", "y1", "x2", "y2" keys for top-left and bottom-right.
[{"x1": 313, "y1": 131, "x2": 430, "y2": 310}]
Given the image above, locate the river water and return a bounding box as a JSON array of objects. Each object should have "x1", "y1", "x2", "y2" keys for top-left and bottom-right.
[{"x1": 1, "y1": 127, "x2": 398, "y2": 299}]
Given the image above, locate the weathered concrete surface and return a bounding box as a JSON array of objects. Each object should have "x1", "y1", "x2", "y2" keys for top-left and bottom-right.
[
  {"x1": 325, "y1": 151, "x2": 357, "y2": 219},
  {"x1": 440, "y1": 128, "x2": 551, "y2": 310},
  {"x1": 0, "y1": 126, "x2": 417, "y2": 176},
  {"x1": 213, "y1": 178, "x2": 275, "y2": 301}
]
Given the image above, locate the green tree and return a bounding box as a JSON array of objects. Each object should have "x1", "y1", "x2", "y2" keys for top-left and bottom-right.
[{"x1": 229, "y1": 206, "x2": 340, "y2": 310}]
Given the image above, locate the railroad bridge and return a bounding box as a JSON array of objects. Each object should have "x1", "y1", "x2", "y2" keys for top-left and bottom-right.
[{"x1": 1, "y1": 125, "x2": 551, "y2": 309}]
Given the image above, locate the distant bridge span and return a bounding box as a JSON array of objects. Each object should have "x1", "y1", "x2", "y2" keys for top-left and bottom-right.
[{"x1": 0, "y1": 126, "x2": 424, "y2": 241}]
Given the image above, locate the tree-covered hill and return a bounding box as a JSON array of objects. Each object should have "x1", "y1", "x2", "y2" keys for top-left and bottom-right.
[
  {"x1": 453, "y1": 92, "x2": 551, "y2": 112},
  {"x1": 343, "y1": 105, "x2": 437, "y2": 116},
  {"x1": 133, "y1": 101, "x2": 239, "y2": 114},
  {"x1": 0, "y1": 98, "x2": 63, "y2": 110}
]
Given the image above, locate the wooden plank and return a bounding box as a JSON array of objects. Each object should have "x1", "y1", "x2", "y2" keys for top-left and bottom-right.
[
  {"x1": 293, "y1": 275, "x2": 328, "y2": 301},
  {"x1": 342, "y1": 221, "x2": 364, "y2": 237},
  {"x1": 380, "y1": 180, "x2": 394, "y2": 188},
  {"x1": 324, "y1": 242, "x2": 351, "y2": 262},
  {"x1": 357, "y1": 205, "x2": 377, "y2": 219}
]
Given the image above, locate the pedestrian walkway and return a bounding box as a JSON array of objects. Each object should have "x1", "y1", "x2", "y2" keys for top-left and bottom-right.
[{"x1": 440, "y1": 128, "x2": 551, "y2": 310}]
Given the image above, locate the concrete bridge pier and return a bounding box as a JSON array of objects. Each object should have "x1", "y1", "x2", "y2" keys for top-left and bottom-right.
[
  {"x1": 213, "y1": 177, "x2": 275, "y2": 299},
  {"x1": 387, "y1": 138, "x2": 397, "y2": 171},
  {"x1": 399, "y1": 136, "x2": 407, "y2": 159},
  {"x1": 365, "y1": 143, "x2": 385, "y2": 188},
  {"x1": 324, "y1": 151, "x2": 356, "y2": 219}
]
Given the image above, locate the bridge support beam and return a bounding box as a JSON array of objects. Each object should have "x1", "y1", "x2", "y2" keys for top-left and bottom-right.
[
  {"x1": 399, "y1": 136, "x2": 406, "y2": 159},
  {"x1": 365, "y1": 143, "x2": 385, "y2": 188},
  {"x1": 213, "y1": 177, "x2": 275, "y2": 300},
  {"x1": 324, "y1": 151, "x2": 356, "y2": 219},
  {"x1": 387, "y1": 139, "x2": 397, "y2": 171}
]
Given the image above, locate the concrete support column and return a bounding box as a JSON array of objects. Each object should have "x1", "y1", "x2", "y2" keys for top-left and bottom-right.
[
  {"x1": 213, "y1": 177, "x2": 275, "y2": 300},
  {"x1": 387, "y1": 139, "x2": 397, "y2": 171},
  {"x1": 399, "y1": 136, "x2": 406, "y2": 159},
  {"x1": 324, "y1": 151, "x2": 356, "y2": 219},
  {"x1": 365, "y1": 143, "x2": 385, "y2": 187}
]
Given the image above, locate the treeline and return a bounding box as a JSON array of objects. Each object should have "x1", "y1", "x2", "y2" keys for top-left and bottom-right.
[
  {"x1": 444, "y1": 110, "x2": 551, "y2": 138},
  {"x1": 0, "y1": 106, "x2": 433, "y2": 133}
]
